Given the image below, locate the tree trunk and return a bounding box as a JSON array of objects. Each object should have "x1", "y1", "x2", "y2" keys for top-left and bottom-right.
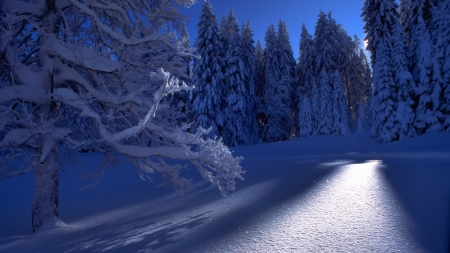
[{"x1": 32, "y1": 152, "x2": 60, "y2": 233}]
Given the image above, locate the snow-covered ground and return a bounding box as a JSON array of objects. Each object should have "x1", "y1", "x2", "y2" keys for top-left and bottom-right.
[{"x1": 1, "y1": 131, "x2": 449, "y2": 252}]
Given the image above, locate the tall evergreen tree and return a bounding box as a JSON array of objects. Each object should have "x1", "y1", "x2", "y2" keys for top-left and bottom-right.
[
  {"x1": 241, "y1": 20, "x2": 259, "y2": 143},
  {"x1": 263, "y1": 24, "x2": 290, "y2": 142},
  {"x1": 255, "y1": 39, "x2": 267, "y2": 132},
  {"x1": 221, "y1": 10, "x2": 248, "y2": 146},
  {"x1": 433, "y1": 0, "x2": 450, "y2": 130},
  {"x1": 169, "y1": 24, "x2": 192, "y2": 121},
  {"x1": 310, "y1": 79, "x2": 320, "y2": 134},
  {"x1": 297, "y1": 24, "x2": 315, "y2": 98},
  {"x1": 332, "y1": 71, "x2": 351, "y2": 136},
  {"x1": 277, "y1": 20, "x2": 296, "y2": 137},
  {"x1": 370, "y1": 41, "x2": 399, "y2": 142},
  {"x1": 401, "y1": 0, "x2": 443, "y2": 133},
  {"x1": 298, "y1": 97, "x2": 314, "y2": 137},
  {"x1": 314, "y1": 11, "x2": 336, "y2": 134},
  {"x1": 318, "y1": 68, "x2": 333, "y2": 134},
  {"x1": 191, "y1": 0, "x2": 225, "y2": 139},
  {"x1": 363, "y1": 0, "x2": 415, "y2": 142}
]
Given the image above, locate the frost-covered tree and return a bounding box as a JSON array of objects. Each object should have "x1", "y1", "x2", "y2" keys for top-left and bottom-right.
[
  {"x1": 401, "y1": 0, "x2": 443, "y2": 133},
  {"x1": 370, "y1": 41, "x2": 399, "y2": 141},
  {"x1": 433, "y1": 0, "x2": 450, "y2": 130},
  {"x1": 263, "y1": 24, "x2": 290, "y2": 142},
  {"x1": 240, "y1": 21, "x2": 259, "y2": 144},
  {"x1": 318, "y1": 69, "x2": 333, "y2": 134},
  {"x1": 255, "y1": 39, "x2": 267, "y2": 132},
  {"x1": 391, "y1": 25, "x2": 418, "y2": 139},
  {"x1": 0, "y1": 0, "x2": 243, "y2": 233},
  {"x1": 168, "y1": 24, "x2": 192, "y2": 121},
  {"x1": 191, "y1": 0, "x2": 225, "y2": 139},
  {"x1": 363, "y1": 0, "x2": 415, "y2": 142},
  {"x1": 221, "y1": 10, "x2": 249, "y2": 146},
  {"x1": 310, "y1": 79, "x2": 320, "y2": 134},
  {"x1": 298, "y1": 97, "x2": 314, "y2": 137},
  {"x1": 332, "y1": 71, "x2": 351, "y2": 136},
  {"x1": 297, "y1": 24, "x2": 315, "y2": 98},
  {"x1": 314, "y1": 11, "x2": 337, "y2": 135},
  {"x1": 277, "y1": 20, "x2": 296, "y2": 137}
]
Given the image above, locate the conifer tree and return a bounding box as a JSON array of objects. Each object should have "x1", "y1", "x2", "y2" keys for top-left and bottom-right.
[
  {"x1": 332, "y1": 71, "x2": 351, "y2": 136},
  {"x1": 370, "y1": 41, "x2": 399, "y2": 142},
  {"x1": 314, "y1": 11, "x2": 335, "y2": 134},
  {"x1": 363, "y1": 0, "x2": 414, "y2": 142},
  {"x1": 221, "y1": 10, "x2": 249, "y2": 146},
  {"x1": 297, "y1": 24, "x2": 315, "y2": 98},
  {"x1": 241, "y1": 21, "x2": 259, "y2": 143},
  {"x1": 298, "y1": 97, "x2": 314, "y2": 137},
  {"x1": 318, "y1": 69, "x2": 333, "y2": 134},
  {"x1": 310, "y1": 79, "x2": 321, "y2": 134},
  {"x1": 255, "y1": 40, "x2": 267, "y2": 132},
  {"x1": 277, "y1": 20, "x2": 296, "y2": 137},
  {"x1": 433, "y1": 0, "x2": 450, "y2": 130},
  {"x1": 401, "y1": 0, "x2": 443, "y2": 133},
  {"x1": 263, "y1": 24, "x2": 290, "y2": 142},
  {"x1": 191, "y1": 0, "x2": 225, "y2": 139}
]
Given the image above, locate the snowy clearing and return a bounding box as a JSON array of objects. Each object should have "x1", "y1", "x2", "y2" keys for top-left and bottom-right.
[{"x1": 1, "y1": 131, "x2": 449, "y2": 252}]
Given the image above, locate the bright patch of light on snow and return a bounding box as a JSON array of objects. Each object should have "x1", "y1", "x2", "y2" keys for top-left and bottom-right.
[
  {"x1": 317, "y1": 160, "x2": 353, "y2": 167},
  {"x1": 194, "y1": 160, "x2": 423, "y2": 252}
]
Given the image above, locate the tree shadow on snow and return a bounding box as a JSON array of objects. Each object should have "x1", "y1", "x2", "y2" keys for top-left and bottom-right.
[
  {"x1": 53, "y1": 210, "x2": 214, "y2": 253},
  {"x1": 379, "y1": 157, "x2": 450, "y2": 253}
]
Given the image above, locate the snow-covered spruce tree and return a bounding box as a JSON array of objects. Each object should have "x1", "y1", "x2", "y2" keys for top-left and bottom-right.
[
  {"x1": 391, "y1": 24, "x2": 418, "y2": 139},
  {"x1": 317, "y1": 69, "x2": 333, "y2": 135},
  {"x1": 263, "y1": 24, "x2": 291, "y2": 142},
  {"x1": 297, "y1": 24, "x2": 315, "y2": 98},
  {"x1": 168, "y1": 24, "x2": 192, "y2": 122},
  {"x1": 433, "y1": 0, "x2": 450, "y2": 130},
  {"x1": 255, "y1": 39, "x2": 267, "y2": 133},
  {"x1": 191, "y1": 0, "x2": 225, "y2": 139},
  {"x1": 400, "y1": 0, "x2": 443, "y2": 133},
  {"x1": 363, "y1": 0, "x2": 415, "y2": 141},
  {"x1": 332, "y1": 71, "x2": 351, "y2": 136},
  {"x1": 314, "y1": 11, "x2": 336, "y2": 135},
  {"x1": 310, "y1": 79, "x2": 321, "y2": 134},
  {"x1": 370, "y1": 41, "x2": 399, "y2": 141},
  {"x1": 346, "y1": 36, "x2": 367, "y2": 119},
  {"x1": 277, "y1": 20, "x2": 296, "y2": 137},
  {"x1": 240, "y1": 20, "x2": 259, "y2": 144},
  {"x1": 298, "y1": 97, "x2": 314, "y2": 137},
  {"x1": 221, "y1": 10, "x2": 249, "y2": 146},
  {"x1": 0, "y1": 0, "x2": 243, "y2": 233}
]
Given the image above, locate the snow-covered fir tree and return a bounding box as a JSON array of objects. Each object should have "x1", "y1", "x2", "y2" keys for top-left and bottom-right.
[
  {"x1": 332, "y1": 71, "x2": 351, "y2": 136},
  {"x1": 391, "y1": 24, "x2": 417, "y2": 139},
  {"x1": 255, "y1": 39, "x2": 267, "y2": 132},
  {"x1": 310, "y1": 79, "x2": 321, "y2": 134},
  {"x1": 168, "y1": 24, "x2": 192, "y2": 122},
  {"x1": 241, "y1": 21, "x2": 259, "y2": 144},
  {"x1": 277, "y1": 20, "x2": 296, "y2": 137},
  {"x1": 297, "y1": 24, "x2": 315, "y2": 98},
  {"x1": 314, "y1": 11, "x2": 336, "y2": 134},
  {"x1": 433, "y1": 0, "x2": 450, "y2": 130},
  {"x1": 363, "y1": 0, "x2": 415, "y2": 142},
  {"x1": 318, "y1": 69, "x2": 334, "y2": 134},
  {"x1": 263, "y1": 24, "x2": 291, "y2": 142},
  {"x1": 221, "y1": 10, "x2": 249, "y2": 146},
  {"x1": 370, "y1": 41, "x2": 399, "y2": 142},
  {"x1": 0, "y1": 0, "x2": 243, "y2": 233},
  {"x1": 298, "y1": 97, "x2": 314, "y2": 137},
  {"x1": 191, "y1": 0, "x2": 225, "y2": 139},
  {"x1": 400, "y1": 0, "x2": 443, "y2": 133}
]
